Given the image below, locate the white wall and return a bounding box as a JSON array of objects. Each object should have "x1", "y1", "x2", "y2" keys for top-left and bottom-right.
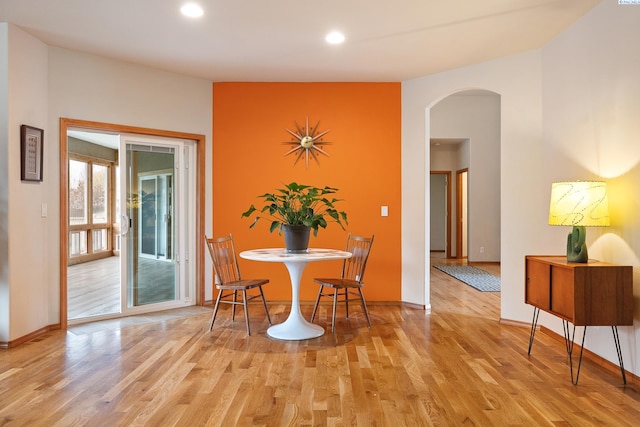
[
  {"x1": 1, "y1": 26, "x2": 213, "y2": 342},
  {"x1": 538, "y1": 0, "x2": 640, "y2": 373},
  {"x1": 0, "y1": 24, "x2": 10, "y2": 341},
  {"x1": 0, "y1": 25, "x2": 50, "y2": 342},
  {"x1": 402, "y1": 49, "x2": 543, "y2": 311},
  {"x1": 402, "y1": 0, "x2": 640, "y2": 375}
]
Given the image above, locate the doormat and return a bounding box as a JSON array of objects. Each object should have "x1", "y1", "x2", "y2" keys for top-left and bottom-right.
[{"x1": 433, "y1": 265, "x2": 501, "y2": 292}]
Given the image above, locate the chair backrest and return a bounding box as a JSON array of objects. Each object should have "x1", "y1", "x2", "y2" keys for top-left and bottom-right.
[
  {"x1": 205, "y1": 234, "x2": 241, "y2": 285},
  {"x1": 342, "y1": 234, "x2": 374, "y2": 283}
]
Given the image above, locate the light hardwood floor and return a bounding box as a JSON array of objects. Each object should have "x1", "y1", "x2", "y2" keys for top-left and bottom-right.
[
  {"x1": 2, "y1": 256, "x2": 640, "y2": 425},
  {"x1": 68, "y1": 256, "x2": 176, "y2": 320}
]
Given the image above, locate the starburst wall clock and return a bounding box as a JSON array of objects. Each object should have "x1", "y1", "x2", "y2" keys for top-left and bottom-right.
[{"x1": 282, "y1": 117, "x2": 332, "y2": 168}]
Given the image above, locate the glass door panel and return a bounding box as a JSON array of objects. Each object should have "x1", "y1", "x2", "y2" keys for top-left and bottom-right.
[{"x1": 123, "y1": 144, "x2": 177, "y2": 307}]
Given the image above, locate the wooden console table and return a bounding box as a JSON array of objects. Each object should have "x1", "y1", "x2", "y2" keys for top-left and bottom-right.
[{"x1": 525, "y1": 255, "x2": 633, "y2": 385}]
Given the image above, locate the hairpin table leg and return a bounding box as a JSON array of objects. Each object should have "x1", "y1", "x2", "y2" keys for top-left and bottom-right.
[
  {"x1": 562, "y1": 321, "x2": 587, "y2": 385},
  {"x1": 612, "y1": 326, "x2": 627, "y2": 385},
  {"x1": 527, "y1": 307, "x2": 540, "y2": 355}
]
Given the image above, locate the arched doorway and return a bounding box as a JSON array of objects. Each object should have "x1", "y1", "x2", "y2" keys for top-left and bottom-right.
[{"x1": 427, "y1": 89, "x2": 501, "y2": 302}]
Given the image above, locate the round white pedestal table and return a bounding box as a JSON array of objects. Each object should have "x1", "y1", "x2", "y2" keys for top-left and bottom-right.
[{"x1": 239, "y1": 248, "x2": 351, "y2": 340}]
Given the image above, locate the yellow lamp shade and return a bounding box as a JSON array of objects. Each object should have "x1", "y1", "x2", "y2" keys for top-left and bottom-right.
[{"x1": 548, "y1": 181, "x2": 610, "y2": 227}]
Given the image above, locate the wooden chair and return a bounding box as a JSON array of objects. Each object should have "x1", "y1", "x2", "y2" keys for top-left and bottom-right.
[
  {"x1": 205, "y1": 234, "x2": 271, "y2": 335},
  {"x1": 311, "y1": 234, "x2": 374, "y2": 333}
]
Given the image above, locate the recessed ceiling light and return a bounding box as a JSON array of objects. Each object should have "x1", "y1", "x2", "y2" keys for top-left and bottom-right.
[
  {"x1": 180, "y1": 3, "x2": 204, "y2": 18},
  {"x1": 325, "y1": 31, "x2": 345, "y2": 45}
]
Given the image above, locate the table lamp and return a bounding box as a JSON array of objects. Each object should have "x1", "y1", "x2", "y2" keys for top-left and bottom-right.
[{"x1": 548, "y1": 181, "x2": 610, "y2": 263}]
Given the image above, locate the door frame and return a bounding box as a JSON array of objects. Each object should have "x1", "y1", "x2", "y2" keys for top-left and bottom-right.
[
  {"x1": 456, "y1": 168, "x2": 468, "y2": 259},
  {"x1": 59, "y1": 117, "x2": 206, "y2": 329}
]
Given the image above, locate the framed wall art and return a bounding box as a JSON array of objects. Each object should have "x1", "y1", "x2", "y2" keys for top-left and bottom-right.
[{"x1": 20, "y1": 124, "x2": 44, "y2": 182}]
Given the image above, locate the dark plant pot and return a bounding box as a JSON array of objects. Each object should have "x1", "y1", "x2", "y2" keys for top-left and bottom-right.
[{"x1": 282, "y1": 224, "x2": 311, "y2": 253}]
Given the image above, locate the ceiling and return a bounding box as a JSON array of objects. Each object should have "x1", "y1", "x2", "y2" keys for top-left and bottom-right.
[
  {"x1": 67, "y1": 130, "x2": 119, "y2": 148},
  {"x1": 0, "y1": 0, "x2": 600, "y2": 82}
]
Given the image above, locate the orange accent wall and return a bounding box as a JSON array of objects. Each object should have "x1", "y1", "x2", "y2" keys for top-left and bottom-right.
[{"x1": 212, "y1": 82, "x2": 401, "y2": 302}]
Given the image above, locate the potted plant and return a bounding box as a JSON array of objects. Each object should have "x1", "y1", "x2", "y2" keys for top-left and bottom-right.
[{"x1": 241, "y1": 182, "x2": 348, "y2": 252}]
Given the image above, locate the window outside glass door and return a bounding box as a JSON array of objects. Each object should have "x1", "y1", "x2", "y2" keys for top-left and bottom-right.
[{"x1": 68, "y1": 158, "x2": 113, "y2": 264}]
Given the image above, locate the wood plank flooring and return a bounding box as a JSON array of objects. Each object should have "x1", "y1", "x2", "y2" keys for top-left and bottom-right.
[
  {"x1": 67, "y1": 257, "x2": 120, "y2": 319},
  {"x1": 2, "y1": 256, "x2": 640, "y2": 425},
  {"x1": 68, "y1": 256, "x2": 176, "y2": 320}
]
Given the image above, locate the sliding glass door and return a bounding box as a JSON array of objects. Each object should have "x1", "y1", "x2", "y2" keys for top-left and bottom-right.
[{"x1": 66, "y1": 128, "x2": 196, "y2": 323}]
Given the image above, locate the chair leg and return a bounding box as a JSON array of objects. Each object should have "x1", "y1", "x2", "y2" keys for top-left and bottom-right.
[
  {"x1": 231, "y1": 290, "x2": 238, "y2": 321},
  {"x1": 258, "y1": 285, "x2": 272, "y2": 325},
  {"x1": 358, "y1": 288, "x2": 372, "y2": 328},
  {"x1": 242, "y1": 290, "x2": 251, "y2": 336},
  {"x1": 209, "y1": 289, "x2": 224, "y2": 331},
  {"x1": 344, "y1": 288, "x2": 350, "y2": 319},
  {"x1": 331, "y1": 289, "x2": 339, "y2": 333},
  {"x1": 311, "y1": 285, "x2": 323, "y2": 323}
]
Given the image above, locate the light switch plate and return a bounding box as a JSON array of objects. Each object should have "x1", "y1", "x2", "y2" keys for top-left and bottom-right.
[{"x1": 381, "y1": 206, "x2": 388, "y2": 217}]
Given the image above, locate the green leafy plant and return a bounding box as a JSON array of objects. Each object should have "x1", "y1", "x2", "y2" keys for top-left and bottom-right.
[{"x1": 242, "y1": 182, "x2": 348, "y2": 236}]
